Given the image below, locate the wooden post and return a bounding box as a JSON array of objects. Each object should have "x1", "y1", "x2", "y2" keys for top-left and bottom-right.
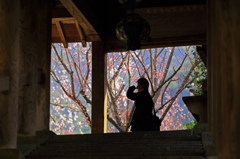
[
  {"x1": 92, "y1": 41, "x2": 107, "y2": 133},
  {"x1": 207, "y1": 0, "x2": 219, "y2": 141},
  {"x1": 18, "y1": 0, "x2": 39, "y2": 136},
  {"x1": 0, "y1": 0, "x2": 20, "y2": 148},
  {"x1": 208, "y1": 0, "x2": 240, "y2": 158},
  {"x1": 35, "y1": 0, "x2": 52, "y2": 132}
]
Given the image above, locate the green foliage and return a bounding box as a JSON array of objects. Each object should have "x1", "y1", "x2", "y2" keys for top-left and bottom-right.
[
  {"x1": 182, "y1": 119, "x2": 197, "y2": 129},
  {"x1": 186, "y1": 50, "x2": 207, "y2": 96}
]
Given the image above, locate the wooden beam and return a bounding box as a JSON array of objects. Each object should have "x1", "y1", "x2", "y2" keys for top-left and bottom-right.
[
  {"x1": 136, "y1": 0, "x2": 206, "y2": 8},
  {"x1": 52, "y1": 24, "x2": 100, "y2": 43},
  {"x1": 36, "y1": 0, "x2": 52, "y2": 132},
  {"x1": 105, "y1": 4, "x2": 206, "y2": 40},
  {"x1": 92, "y1": 41, "x2": 107, "y2": 133},
  {"x1": 105, "y1": 34, "x2": 206, "y2": 52},
  {"x1": 59, "y1": 0, "x2": 101, "y2": 41},
  {"x1": 135, "y1": 4, "x2": 206, "y2": 39},
  {"x1": 52, "y1": 35, "x2": 99, "y2": 43},
  {"x1": 52, "y1": 17, "x2": 76, "y2": 24},
  {"x1": 75, "y1": 20, "x2": 86, "y2": 47},
  {"x1": 0, "y1": 76, "x2": 9, "y2": 92},
  {"x1": 141, "y1": 35, "x2": 206, "y2": 48},
  {"x1": 55, "y1": 21, "x2": 68, "y2": 48}
]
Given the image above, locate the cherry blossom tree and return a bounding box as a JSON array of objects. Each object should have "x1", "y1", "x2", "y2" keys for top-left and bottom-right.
[
  {"x1": 50, "y1": 43, "x2": 92, "y2": 134},
  {"x1": 50, "y1": 43, "x2": 205, "y2": 134},
  {"x1": 107, "y1": 47, "x2": 203, "y2": 132}
]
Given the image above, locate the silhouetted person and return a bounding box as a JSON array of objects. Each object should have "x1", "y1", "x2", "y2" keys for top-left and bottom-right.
[{"x1": 127, "y1": 77, "x2": 155, "y2": 131}]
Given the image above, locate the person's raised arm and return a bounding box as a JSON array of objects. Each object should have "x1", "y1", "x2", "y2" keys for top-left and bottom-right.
[{"x1": 126, "y1": 85, "x2": 137, "y2": 100}]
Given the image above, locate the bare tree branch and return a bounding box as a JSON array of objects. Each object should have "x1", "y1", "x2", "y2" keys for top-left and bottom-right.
[
  {"x1": 51, "y1": 102, "x2": 80, "y2": 112},
  {"x1": 133, "y1": 51, "x2": 154, "y2": 92},
  {"x1": 52, "y1": 44, "x2": 71, "y2": 73},
  {"x1": 52, "y1": 77, "x2": 91, "y2": 126},
  {"x1": 131, "y1": 54, "x2": 142, "y2": 77},
  {"x1": 125, "y1": 103, "x2": 135, "y2": 132},
  {"x1": 107, "y1": 83, "x2": 123, "y2": 128},
  {"x1": 160, "y1": 79, "x2": 178, "y2": 108},
  {"x1": 50, "y1": 114, "x2": 56, "y2": 122},
  {"x1": 107, "y1": 115, "x2": 124, "y2": 132},
  {"x1": 50, "y1": 56, "x2": 91, "y2": 126},
  {"x1": 85, "y1": 43, "x2": 91, "y2": 82},
  {"x1": 115, "y1": 84, "x2": 125, "y2": 99},
  {"x1": 157, "y1": 47, "x2": 175, "y2": 90},
  {"x1": 151, "y1": 48, "x2": 175, "y2": 103},
  {"x1": 109, "y1": 52, "x2": 129, "y2": 84},
  {"x1": 156, "y1": 48, "x2": 165, "y2": 57},
  {"x1": 150, "y1": 49, "x2": 153, "y2": 82},
  {"x1": 52, "y1": 45, "x2": 76, "y2": 98},
  {"x1": 62, "y1": 47, "x2": 93, "y2": 105},
  {"x1": 160, "y1": 54, "x2": 201, "y2": 120},
  {"x1": 79, "y1": 90, "x2": 92, "y2": 105},
  {"x1": 157, "y1": 54, "x2": 188, "y2": 94}
]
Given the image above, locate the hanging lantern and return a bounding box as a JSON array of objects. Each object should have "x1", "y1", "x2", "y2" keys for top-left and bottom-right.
[{"x1": 115, "y1": 12, "x2": 150, "y2": 51}]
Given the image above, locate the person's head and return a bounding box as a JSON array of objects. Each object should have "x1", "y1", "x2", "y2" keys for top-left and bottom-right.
[{"x1": 137, "y1": 77, "x2": 149, "y2": 91}]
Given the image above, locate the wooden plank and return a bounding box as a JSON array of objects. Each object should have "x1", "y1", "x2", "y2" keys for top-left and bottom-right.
[
  {"x1": 52, "y1": 24, "x2": 100, "y2": 42},
  {"x1": 55, "y1": 21, "x2": 68, "y2": 48},
  {"x1": 75, "y1": 20, "x2": 86, "y2": 47},
  {"x1": 59, "y1": 0, "x2": 101, "y2": 41},
  {"x1": 0, "y1": 76, "x2": 10, "y2": 92},
  {"x1": 52, "y1": 17, "x2": 76, "y2": 24}
]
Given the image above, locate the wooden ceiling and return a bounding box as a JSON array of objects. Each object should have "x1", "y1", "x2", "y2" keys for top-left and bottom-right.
[{"x1": 52, "y1": 0, "x2": 206, "y2": 51}]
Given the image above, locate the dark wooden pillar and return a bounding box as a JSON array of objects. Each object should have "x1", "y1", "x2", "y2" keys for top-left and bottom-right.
[
  {"x1": 18, "y1": 0, "x2": 38, "y2": 136},
  {"x1": 207, "y1": 0, "x2": 213, "y2": 133},
  {"x1": 92, "y1": 41, "x2": 107, "y2": 133},
  {"x1": 18, "y1": 0, "x2": 52, "y2": 135},
  {"x1": 35, "y1": 0, "x2": 52, "y2": 132},
  {"x1": 207, "y1": 0, "x2": 219, "y2": 141},
  {"x1": 0, "y1": 0, "x2": 20, "y2": 148},
  {"x1": 208, "y1": 0, "x2": 240, "y2": 158}
]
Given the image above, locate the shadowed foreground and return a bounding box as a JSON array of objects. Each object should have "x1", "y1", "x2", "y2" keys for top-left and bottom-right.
[{"x1": 19, "y1": 130, "x2": 207, "y2": 159}]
